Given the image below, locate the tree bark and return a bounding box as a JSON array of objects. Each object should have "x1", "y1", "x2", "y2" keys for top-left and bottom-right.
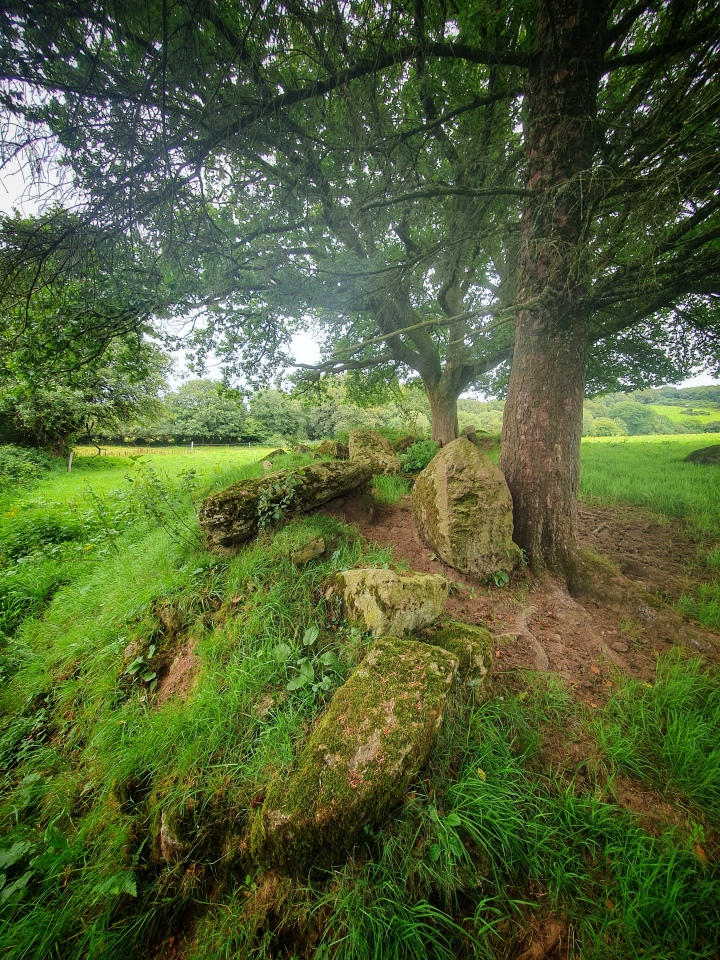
[
  {"x1": 427, "y1": 383, "x2": 459, "y2": 446},
  {"x1": 500, "y1": 0, "x2": 609, "y2": 579}
]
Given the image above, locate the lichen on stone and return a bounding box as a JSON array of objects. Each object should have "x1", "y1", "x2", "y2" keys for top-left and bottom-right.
[
  {"x1": 333, "y1": 568, "x2": 448, "y2": 636},
  {"x1": 250, "y1": 637, "x2": 458, "y2": 876},
  {"x1": 198, "y1": 460, "x2": 372, "y2": 547},
  {"x1": 348, "y1": 430, "x2": 400, "y2": 475},
  {"x1": 428, "y1": 622, "x2": 493, "y2": 686},
  {"x1": 411, "y1": 436, "x2": 522, "y2": 578}
]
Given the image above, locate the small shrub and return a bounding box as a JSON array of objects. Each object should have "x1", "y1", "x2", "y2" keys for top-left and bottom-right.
[
  {"x1": 703, "y1": 421, "x2": 720, "y2": 433},
  {"x1": 399, "y1": 440, "x2": 440, "y2": 473},
  {"x1": 0, "y1": 446, "x2": 55, "y2": 493}
]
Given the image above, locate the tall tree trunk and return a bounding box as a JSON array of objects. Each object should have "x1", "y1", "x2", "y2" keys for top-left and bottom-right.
[
  {"x1": 427, "y1": 383, "x2": 459, "y2": 446},
  {"x1": 500, "y1": 0, "x2": 608, "y2": 579}
]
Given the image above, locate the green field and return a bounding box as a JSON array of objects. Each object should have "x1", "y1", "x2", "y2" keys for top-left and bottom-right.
[
  {"x1": 580, "y1": 434, "x2": 720, "y2": 540},
  {"x1": 648, "y1": 403, "x2": 720, "y2": 427},
  {"x1": 1, "y1": 440, "x2": 719, "y2": 959}
]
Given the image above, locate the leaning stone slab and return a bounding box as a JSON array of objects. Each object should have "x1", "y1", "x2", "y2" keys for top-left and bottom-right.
[
  {"x1": 428, "y1": 622, "x2": 493, "y2": 686},
  {"x1": 412, "y1": 436, "x2": 522, "y2": 578},
  {"x1": 198, "y1": 461, "x2": 373, "y2": 547},
  {"x1": 349, "y1": 429, "x2": 400, "y2": 475},
  {"x1": 333, "y1": 568, "x2": 448, "y2": 636},
  {"x1": 250, "y1": 637, "x2": 458, "y2": 876}
]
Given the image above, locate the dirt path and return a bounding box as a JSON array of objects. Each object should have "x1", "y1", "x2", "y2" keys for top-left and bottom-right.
[{"x1": 320, "y1": 495, "x2": 720, "y2": 705}]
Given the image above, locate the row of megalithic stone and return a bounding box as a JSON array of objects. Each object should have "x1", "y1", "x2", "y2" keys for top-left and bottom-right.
[{"x1": 192, "y1": 432, "x2": 513, "y2": 874}]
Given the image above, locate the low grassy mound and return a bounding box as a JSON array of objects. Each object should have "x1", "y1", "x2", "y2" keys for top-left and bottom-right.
[{"x1": 0, "y1": 443, "x2": 718, "y2": 960}]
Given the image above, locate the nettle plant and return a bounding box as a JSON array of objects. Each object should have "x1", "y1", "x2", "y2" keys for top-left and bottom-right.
[
  {"x1": 257, "y1": 471, "x2": 299, "y2": 531},
  {"x1": 273, "y1": 625, "x2": 342, "y2": 698}
]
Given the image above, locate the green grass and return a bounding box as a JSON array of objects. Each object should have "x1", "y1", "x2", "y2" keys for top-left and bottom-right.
[
  {"x1": 580, "y1": 434, "x2": 720, "y2": 628},
  {"x1": 592, "y1": 651, "x2": 720, "y2": 822},
  {"x1": 372, "y1": 474, "x2": 411, "y2": 505},
  {"x1": 1, "y1": 440, "x2": 720, "y2": 959},
  {"x1": 580, "y1": 434, "x2": 720, "y2": 539},
  {"x1": 0, "y1": 446, "x2": 277, "y2": 639},
  {"x1": 647, "y1": 404, "x2": 720, "y2": 427}
]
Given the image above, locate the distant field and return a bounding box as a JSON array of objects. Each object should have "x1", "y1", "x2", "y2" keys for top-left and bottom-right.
[
  {"x1": 648, "y1": 403, "x2": 720, "y2": 426},
  {"x1": 580, "y1": 434, "x2": 720, "y2": 539}
]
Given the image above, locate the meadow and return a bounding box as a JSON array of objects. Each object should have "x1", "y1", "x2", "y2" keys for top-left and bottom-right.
[
  {"x1": 0, "y1": 436, "x2": 718, "y2": 959},
  {"x1": 647, "y1": 404, "x2": 720, "y2": 428}
]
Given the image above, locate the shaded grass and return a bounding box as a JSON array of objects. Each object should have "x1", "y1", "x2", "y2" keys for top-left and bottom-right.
[{"x1": 372, "y1": 474, "x2": 411, "y2": 505}]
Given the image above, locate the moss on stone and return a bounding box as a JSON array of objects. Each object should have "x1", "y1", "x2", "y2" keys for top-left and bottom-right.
[
  {"x1": 198, "y1": 460, "x2": 373, "y2": 547},
  {"x1": 411, "y1": 436, "x2": 522, "y2": 578},
  {"x1": 428, "y1": 622, "x2": 493, "y2": 686},
  {"x1": 250, "y1": 637, "x2": 458, "y2": 876},
  {"x1": 348, "y1": 430, "x2": 400, "y2": 475},
  {"x1": 334, "y1": 568, "x2": 448, "y2": 636}
]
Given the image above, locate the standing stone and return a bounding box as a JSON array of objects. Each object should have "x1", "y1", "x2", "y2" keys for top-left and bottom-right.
[
  {"x1": 349, "y1": 430, "x2": 400, "y2": 474},
  {"x1": 333, "y1": 568, "x2": 448, "y2": 636},
  {"x1": 250, "y1": 637, "x2": 458, "y2": 876},
  {"x1": 411, "y1": 437, "x2": 522, "y2": 578}
]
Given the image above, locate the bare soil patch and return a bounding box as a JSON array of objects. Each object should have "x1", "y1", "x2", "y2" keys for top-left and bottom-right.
[{"x1": 320, "y1": 494, "x2": 720, "y2": 701}]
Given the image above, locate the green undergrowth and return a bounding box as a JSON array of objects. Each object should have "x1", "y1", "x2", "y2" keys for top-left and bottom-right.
[
  {"x1": 371, "y1": 474, "x2": 411, "y2": 505},
  {"x1": 0, "y1": 445, "x2": 295, "y2": 640},
  {"x1": 3, "y1": 549, "x2": 719, "y2": 960},
  {"x1": 592, "y1": 651, "x2": 720, "y2": 822},
  {"x1": 1, "y1": 444, "x2": 719, "y2": 959}
]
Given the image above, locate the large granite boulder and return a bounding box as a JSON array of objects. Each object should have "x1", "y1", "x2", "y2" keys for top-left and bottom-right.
[
  {"x1": 685, "y1": 444, "x2": 720, "y2": 465},
  {"x1": 428, "y1": 622, "x2": 493, "y2": 686},
  {"x1": 332, "y1": 568, "x2": 448, "y2": 636},
  {"x1": 250, "y1": 637, "x2": 458, "y2": 876},
  {"x1": 198, "y1": 461, "x2": 372, "y2": 547},
  {"x1": 349, "y1": 430, "x2": 400, "y2": 475},
  {"x1": 411, "y1": 437, "x2": 522, "y2": 578}
]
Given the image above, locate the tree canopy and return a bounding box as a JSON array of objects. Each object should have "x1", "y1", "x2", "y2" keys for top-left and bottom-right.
[{"x1": 1, "y1": 0, "x2": 719, "y2": 572}]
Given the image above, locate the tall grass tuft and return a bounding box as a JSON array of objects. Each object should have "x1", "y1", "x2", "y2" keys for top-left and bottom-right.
[{"x1": 592, "y1": 651, "x2": 720, "y2": 822}]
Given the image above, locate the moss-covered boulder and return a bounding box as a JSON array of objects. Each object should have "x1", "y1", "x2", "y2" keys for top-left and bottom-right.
[
  {"x1": 250, "y1": 637, "x2": 458, "y2": 876},
  {"x1": 394, "y1": 434, "x2": 418, "y2": 453},
  {"x1": 685, "y1": 444, "x2": 720, "y2": 465},
  {"x1": 428, "y1": 622, "x2": 493, "y2": 686},
  {"x1": 411, "y1": 436, "x2": 521, "y2": 578},
  {"x1": 198, "y1": 461, "x2": 373, "y2": 547},
  {"x1": 349, "y1": 430, "x2": 400, "y2": 475},
  {"x1": 333, "y1": 568, "x2": 448, "y2": 636},
  {"x1": 315, "y1": 440, "x2": 349, "y2": 459}
]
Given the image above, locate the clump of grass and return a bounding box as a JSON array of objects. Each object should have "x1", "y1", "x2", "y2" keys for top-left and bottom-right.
[
  {"x1": 591, "y1": 651, "x2": 720, "y2": 822},
  {"x1": 372, "y1": 474, "x2": 410, "y2": 505},
  {"x1": 678, "y1": 582, "x2": 720, "y2": 630}
]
